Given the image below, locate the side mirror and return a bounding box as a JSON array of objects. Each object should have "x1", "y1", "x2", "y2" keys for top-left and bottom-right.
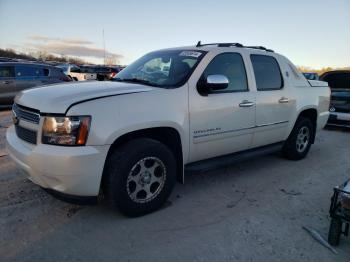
[{"x1": 197, "y1": 74, "x2": 229, "y2": 95}]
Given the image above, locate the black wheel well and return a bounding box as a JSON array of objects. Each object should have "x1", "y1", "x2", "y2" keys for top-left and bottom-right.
[
  {"x1": 298, "y1": 109, "x2": 317, "y2": 143},
  {"x1": 103, "y1": 127, "x2": 184, "y2": 184}
]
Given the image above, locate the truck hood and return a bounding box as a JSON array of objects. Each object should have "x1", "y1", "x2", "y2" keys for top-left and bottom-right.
[{"x1": 15, "y1": 81, "x2": 154, "y2": 114}]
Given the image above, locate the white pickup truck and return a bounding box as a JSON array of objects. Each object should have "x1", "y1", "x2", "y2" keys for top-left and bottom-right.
[{"x1": 6, "y1": 43, "x2": 330, "y2": 216}]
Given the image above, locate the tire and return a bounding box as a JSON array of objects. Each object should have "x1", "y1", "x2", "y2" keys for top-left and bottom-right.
[
  {"x1": 328, "y1": 218, "x2": 342, "y2": 246},
  {"x1": 282, "y1": 117, "x2": 314, "y2": 160},
  {"x1": 104, "y1": 138, "x2": 176, "y2": 217}
]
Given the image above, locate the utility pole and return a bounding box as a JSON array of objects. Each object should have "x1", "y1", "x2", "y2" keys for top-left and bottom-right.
[{"x1": 103, "y1": 29, "x2": 106, "y2": 65}]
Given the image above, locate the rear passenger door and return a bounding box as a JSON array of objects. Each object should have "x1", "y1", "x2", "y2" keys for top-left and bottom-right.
[
  {"x1": 0, "y1": 65, "x2": 16, "y2": 105},
  {"x1": 250, "y1": 54, "x2": 294, "y2": 147}
]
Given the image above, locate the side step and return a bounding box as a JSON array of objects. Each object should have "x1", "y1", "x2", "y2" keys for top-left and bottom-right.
[{"x1": 185, "y1": 142, "x2": 284, "y2": 174}]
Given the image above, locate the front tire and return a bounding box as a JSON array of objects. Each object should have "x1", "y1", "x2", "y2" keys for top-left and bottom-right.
[
  {"x1": 282, "y1": 117, "x2": 314, "y2": 160},
  {"x1": 104, "y1": 138, "x2": 176, "y2": 217}
]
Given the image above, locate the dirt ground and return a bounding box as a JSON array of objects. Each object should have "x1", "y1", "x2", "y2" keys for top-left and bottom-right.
[{"x1": 0, "y1": 109, "x2": 349, "y2": 262}]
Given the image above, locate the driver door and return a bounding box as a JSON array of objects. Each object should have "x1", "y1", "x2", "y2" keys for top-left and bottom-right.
[{"x1": 188, "y1": 52, "x2": 256, "y2": 162}]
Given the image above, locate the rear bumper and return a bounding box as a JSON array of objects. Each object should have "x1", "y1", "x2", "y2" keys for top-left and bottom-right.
[
  {"x1": 6, "y1": 125, "x2": 109, "y2": 196},
  {"x1": 327, "y1": 112, "x2": 350, "y2": 127}
]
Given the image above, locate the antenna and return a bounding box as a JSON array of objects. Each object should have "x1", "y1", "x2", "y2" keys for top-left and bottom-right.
[{"x1": 103, "y1": 29, "x2": 106, "y2": 65}]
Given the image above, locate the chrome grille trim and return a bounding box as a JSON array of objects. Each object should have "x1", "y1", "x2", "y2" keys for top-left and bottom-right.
[{"x1": 12, "y1": 104, "x2": 40, "y2": 124}]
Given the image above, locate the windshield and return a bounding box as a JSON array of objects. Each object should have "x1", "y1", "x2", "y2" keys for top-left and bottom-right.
[{"x1": 113, "y1": 50, "x2": 206, "y2": 88}]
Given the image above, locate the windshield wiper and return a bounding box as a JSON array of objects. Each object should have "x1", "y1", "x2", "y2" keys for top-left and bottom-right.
[{"x1": 113, "y1": 77, "x2": 160, "y2": 87}]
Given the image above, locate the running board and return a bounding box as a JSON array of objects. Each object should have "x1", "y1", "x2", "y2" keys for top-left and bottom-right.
[{"x1": 185, "y1": 142, "x2": 284, "y2": 174}]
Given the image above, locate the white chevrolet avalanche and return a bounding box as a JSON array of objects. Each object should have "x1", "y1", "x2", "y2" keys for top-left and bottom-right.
[{"x1": 6, "y1": 42, "x2": 330, "y2": 216}]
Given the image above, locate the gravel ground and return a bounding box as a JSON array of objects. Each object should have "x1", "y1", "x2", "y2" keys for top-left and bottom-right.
[{"x1": 0, "y1": 109, "x2": 349, "y2": 262}]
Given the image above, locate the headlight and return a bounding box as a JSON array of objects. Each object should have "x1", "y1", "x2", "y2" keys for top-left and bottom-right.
[{"x1": 42, "y1": 116, "x2": 91, "y2": 146}]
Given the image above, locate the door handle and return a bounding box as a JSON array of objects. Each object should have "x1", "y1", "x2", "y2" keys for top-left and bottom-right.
[
  {"x1": 239, "y1": 100, "x2": 255, "y2": 107},
  {"x1": 279, "y1": 97, "x2": 289, "y2": 103},
  {"x1": 2, "y1": 80, "x2": 11, "y2": 84}
]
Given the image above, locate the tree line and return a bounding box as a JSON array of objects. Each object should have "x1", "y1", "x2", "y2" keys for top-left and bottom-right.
[{"x1": 0, "y1": 48, "x2": 87, "y2": 65}]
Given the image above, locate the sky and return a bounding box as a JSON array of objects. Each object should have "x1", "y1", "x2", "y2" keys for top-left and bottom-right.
[{"x1": 0, "y1": 0, "x2": 349, "y2": 68}]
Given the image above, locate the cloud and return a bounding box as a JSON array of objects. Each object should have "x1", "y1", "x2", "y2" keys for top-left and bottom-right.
[
  {"x1": 26, "y1": 35, "x2": 122, "y2": 60},
  {"x1": 29, "y1": 35, "x2": 94, "y2": 45}
]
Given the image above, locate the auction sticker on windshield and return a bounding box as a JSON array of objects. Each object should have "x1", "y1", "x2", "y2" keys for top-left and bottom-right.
[{"x1": 179, "y1": 51, "x2": 202, "y2": 58}]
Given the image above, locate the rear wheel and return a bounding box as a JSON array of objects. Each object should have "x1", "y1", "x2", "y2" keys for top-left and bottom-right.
[
  {"x1": 104, "y1": 138, "x2": 176, "y2": 217},
  {"x1": 282, "y1": 117, "x2": 314, "y2": 160},
  {"x1": 328, "y1": 218, "x2": 342, "y2": 246}
]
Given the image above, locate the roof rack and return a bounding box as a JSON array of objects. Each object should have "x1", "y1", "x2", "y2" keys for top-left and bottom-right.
[
  {"x1": 245, "y1": 46, "x2": 274, "y2": 52},
  {"x1": 196, "y1": 41, "x2": 243, "y2": 48},
  {"x1": 195, "y1": 41, "x2": 274, "y2": 52}
]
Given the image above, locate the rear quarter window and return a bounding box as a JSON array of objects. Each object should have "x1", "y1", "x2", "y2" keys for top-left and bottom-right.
[
  {"x1": 251, "y1": 55, "x2": 283, "y2": 91},
  {"x1": 43, "y1": 68, "x2": 50, "y2": 76}
]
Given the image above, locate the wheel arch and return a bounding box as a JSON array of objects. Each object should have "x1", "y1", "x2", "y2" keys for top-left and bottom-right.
[
  {"x1": 102, "y1": 127, "x2": 184, "y2": 189},
  {"x1": 295, "y1": 107, "x2": 318, "y2": 143}
]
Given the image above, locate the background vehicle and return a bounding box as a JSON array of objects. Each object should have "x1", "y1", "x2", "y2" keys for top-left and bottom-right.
[
  {"x1": 81, "y1": 65, "x2": 121, "y2": 81},
  {"x1": 6, "y1": 43, "x2": 330, "y2": 216},
  {"x1": 328, "y1": 178, "x2": 350, "y2": 246},
  {"x1": 303, "y1": 72, "x2": 319, "y2": 80},
  {"x1": 320, "y1": 70, "x2": 350, "y2": 127},
  {"x1": 0, "y1": 62, "x2": 71, "y2": 106},
  {"x1": 56, "y1": 64, "x2": 97, "y2": 81}
]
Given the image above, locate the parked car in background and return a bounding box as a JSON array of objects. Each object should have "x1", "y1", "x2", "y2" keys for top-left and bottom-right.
[
  {"x1": 0, "y1": 62, "x2": 71, "y2": 106},
  {"x1": 303, "y1": 72, "x2": 319, "y2": 80},
  {"x1": 80, "y1": 65, "x2": 121, "y2": 81},
  {"x1": 320, "y1": 70, "x2": 350, "y2": 127},
  {"x1": 6, "y1": 43, "x2": 330, "y2": 216},
  {"x1": 56, "y1": 64, "x2": 97, "y2": 81}
]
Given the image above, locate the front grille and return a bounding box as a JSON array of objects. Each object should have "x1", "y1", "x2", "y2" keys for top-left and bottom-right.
[
  {"x1": 332, "y1": 105, "x2": 350, "y2": 113},
  {"x1": 12, "y1": 103, "x2": 40, "y2": 124},
  {"x1": 15, "y1": 125, "x2": 37, "y2": 144}
]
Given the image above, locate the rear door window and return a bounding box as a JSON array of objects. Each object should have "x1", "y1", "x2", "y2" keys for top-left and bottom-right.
[
  {"x1": 251, "y1": 55, "x2": 283, "y2": 90},
  {"x1": 0, "y1": 66, "x2": 15, "y2": 78}
]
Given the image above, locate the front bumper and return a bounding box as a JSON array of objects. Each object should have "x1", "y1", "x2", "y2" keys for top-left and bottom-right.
[
  {"x1": 327, "y1": 112, "x2": 350, "y2": 128},
  {"x1": 6, "y1": 125, "x2": 109, "y2": 196}
]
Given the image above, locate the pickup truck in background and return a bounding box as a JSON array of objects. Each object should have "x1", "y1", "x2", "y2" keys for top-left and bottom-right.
[
  {"x1": 320, "y1": 70, "x2": 350, "y2": 128},
  {"x1": 56, "y1": 63, "x2": 97, "y2": 81},
  {"x1": 6, "y1": 43, "x2": 330, "y2": 216}
]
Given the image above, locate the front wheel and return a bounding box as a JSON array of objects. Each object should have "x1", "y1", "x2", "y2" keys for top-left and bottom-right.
[
  {"x1": 104, "y1": 138, "x2": 176, "y2": 217},
  {"x1": 282, "y1": 117, "x2": 314, "y2": 160}
]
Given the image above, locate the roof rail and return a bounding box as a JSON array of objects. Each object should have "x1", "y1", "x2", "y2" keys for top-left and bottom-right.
[
  {"x1": 196, "y1": 41, "x2": 243, "y2": 48},
  {"x1": 245, "y1": 46, "x2": 274, "y2": 52},
  {"x1": 195, "y1": 41, "x2": 274, "y2": 52}
]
